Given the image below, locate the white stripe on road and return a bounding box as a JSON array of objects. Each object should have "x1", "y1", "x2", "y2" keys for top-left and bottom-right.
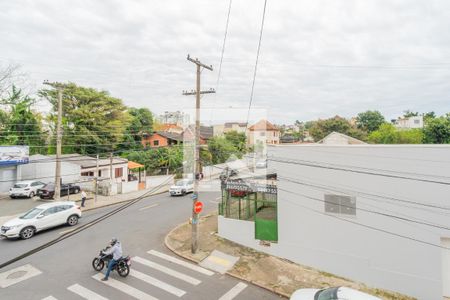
[
  {"x1": 218, "y1": 282, "x2": 248, "y2": 300},
  {"x1": 41, "y1": 297, "x2": 58, "y2": 300},
  {"x1": 139, "y1": 203, "x2": 159, "y2": 211},
  {"x1": 68, "y1": 283, "x2": 109, "y2": 300},
  {"x1": 92, "y1": 273, "x2": 158, "y2": 300},
  {"x1": 67, "y1": 284, "x2": 108, "y2": 300},
  {"x1": 130, "y1": 269, "x2": 186, "y2": 297},
  {"x1": 132, "y1": 256, "x2": 201, "y2": 285},
  {"x1": 147, "y1": 250, "x2": 214, "y2": 276}
]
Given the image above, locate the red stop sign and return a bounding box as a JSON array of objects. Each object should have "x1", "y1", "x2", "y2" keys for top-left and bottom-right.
[{"x1": 194, "y1": 201, "x2": 203, "y2": 214}]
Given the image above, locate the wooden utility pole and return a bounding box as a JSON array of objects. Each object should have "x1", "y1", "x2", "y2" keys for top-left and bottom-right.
[
  {"x1": 183, "y1": 55, "x2": 215, "y2": 254},
  {"x1": 43, "y1": 80, "x2": 64, "y2": 201},
  {"x1": 95, "y1": 154, "x2": 99, "y2": 203}
]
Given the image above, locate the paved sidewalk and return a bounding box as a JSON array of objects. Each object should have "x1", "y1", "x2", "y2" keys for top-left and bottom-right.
[{"x1": 165, "y1": 213, "x2": 414, "y2": 300}]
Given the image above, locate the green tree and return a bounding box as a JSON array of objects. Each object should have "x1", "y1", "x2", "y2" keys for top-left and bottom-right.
[
  {"x1": 368, "y1": 124, "x2": 423, "y2": 144},
  {"x1": 0, "y1": 86, "x2": 47, "y2": 154},
  {"x1": 309, "y1": 116, "x2": 366, "y2": 141},
  {"x1": 355, "y1": 110, "x2": 385, "y2": 132},
  {"x1": 423, "y1": 116, "x2": 450, "y2": 144},
  {"x1": 224, "y1": 130, "x2": 247, "y2": 152},
  {"x1": 423, "y1": 111, "x2": 436, "y2": 123},
  {"x1": 118, "y1": 107, "x2": 153, "y2": 151},
  {"x1": 207, "y1": 137, "x2": 239, "y2": 164},
  {"x1": 39, "y1": 83, "x2": 130, "y2": 154},
  {"x1": 403, "y1": 110, "x2": 419, "y2": 118}
]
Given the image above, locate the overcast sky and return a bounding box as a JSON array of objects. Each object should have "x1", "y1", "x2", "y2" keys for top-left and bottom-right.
[{"x1": 1, "y1": 0, "x2": 450, "y2": 124}]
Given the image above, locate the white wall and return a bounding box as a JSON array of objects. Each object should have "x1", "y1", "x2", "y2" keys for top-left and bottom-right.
[
  {"x1": 18, "y1": 160, "x2": 80, "y2": 185},
  {"x1": 219, "y1": 144, "x2": 450, "y2": 300},
  {"x1": 121, "y1": 181, "x2": 138, "y2": 194},
  {"x1": 146, "y1": 175, "x2": 174, "y2": 190}
]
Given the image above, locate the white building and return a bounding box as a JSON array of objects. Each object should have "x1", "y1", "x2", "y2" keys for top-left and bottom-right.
[
  {"x1": 218, "y1": 144, "x2": 450, "y2": 300},
  {"x1": 213, "y1": 122, "x2": 247, "y2": 136},
  {"x1": 393, "y1": 116, "x2": 424, "y2": 129}
]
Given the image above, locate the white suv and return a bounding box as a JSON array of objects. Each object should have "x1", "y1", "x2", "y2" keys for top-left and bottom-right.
[
  {"x1": 0, "y1": 201, "x2": 82, "y2": 239},
  {"x1": 169, "y1": 179, "x2": 194, "y2": 196},
  {"x1": 9, "y1": 180, "x2": 46, "y2": 199}
]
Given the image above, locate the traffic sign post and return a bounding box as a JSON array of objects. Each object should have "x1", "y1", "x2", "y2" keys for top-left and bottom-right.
[{"x1": 194, "y1": 201, "x2": 203, "y2": 214}]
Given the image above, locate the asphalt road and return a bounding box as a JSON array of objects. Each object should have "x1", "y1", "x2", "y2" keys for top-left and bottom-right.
[{"x1": 0, "y1": 191, "x2": 280, "y2": 300}]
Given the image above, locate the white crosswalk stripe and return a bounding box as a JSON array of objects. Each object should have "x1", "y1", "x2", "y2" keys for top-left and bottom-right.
[
  {"x1": 41, "y1": 296, "x2": 58, "y2": 300},
  {"x1": 218, "y1": 282, "x2": 248, "y2": 300},
  {"x1": 148, "y1": 250, "x2": 214, "y2": 276},
  {"x1": 68, "y1": 283, "x2": 109, "y2": 300},
  {"x1": 132, "y1": 256, "x2": 201, "y2": 285},
  {"x1": 130, "y1": 269, "x2": 186, "y2": 297},
  {"x1": 92, "y1": 273, "x2": 158, "y2": 300}
]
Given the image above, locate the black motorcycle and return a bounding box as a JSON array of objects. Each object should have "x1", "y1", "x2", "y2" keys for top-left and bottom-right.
[{"x1": 92, "y1": 247, "x2": 131, "y2": 277}]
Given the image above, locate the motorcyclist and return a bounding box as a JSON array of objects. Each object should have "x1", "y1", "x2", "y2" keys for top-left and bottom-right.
[{"x1": 101, "y1": 238, "x2": 123, "y2": 281}]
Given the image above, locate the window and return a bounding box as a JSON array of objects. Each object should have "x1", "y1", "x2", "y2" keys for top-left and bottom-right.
[
  {"x1": 115, "y1": 168, "x2": 123, "y2": 178},
  {"x1": 259, "y1": 132, "x2": 265, "y2": 136},
  {"x1": 153, "y1": 140, "x2": 159, "y2": 146},
  {"x1": 98, "y1": 170, "x2": 102, "y2": 177},
  {"x1": 324, "y1": 194, "x2": 356, "y2": 215},
  {"x1": 81, "y1": 171, "x2": 94, "y2": 176},
  {"x1": 414, "y1": 119, "x2": 420, "y2": 124}
]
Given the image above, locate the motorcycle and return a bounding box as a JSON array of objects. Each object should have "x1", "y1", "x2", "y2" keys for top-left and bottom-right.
[{"x1": 92, "y1": 246, "x2": 131, "y2": 277}]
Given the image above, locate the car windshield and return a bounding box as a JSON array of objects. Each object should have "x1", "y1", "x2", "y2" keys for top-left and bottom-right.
[
  {"x1": 316, "y1": 287, "x2": 339, "y2": 300},
  {"x1": 20, "y1": 208, "x2": 44, "y2": 219},
  {"x1": 175, "y1": 181, "x2": 187, "y2": 186},
  {"x1": 13, "y1": 183, "x2": 28, "y2": 188}
]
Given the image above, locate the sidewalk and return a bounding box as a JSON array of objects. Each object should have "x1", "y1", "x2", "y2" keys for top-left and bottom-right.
[{"x1": 165, "y1": 213, "x2": 414, "y2": 300}]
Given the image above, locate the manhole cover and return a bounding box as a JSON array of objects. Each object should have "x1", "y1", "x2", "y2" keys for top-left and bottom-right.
[{"x1": 6, "y1": 270, "x2": 27, "y2": 280}]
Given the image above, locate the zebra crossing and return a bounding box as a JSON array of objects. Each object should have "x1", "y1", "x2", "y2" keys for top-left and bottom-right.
[{"x1": 40, "y1": 249, "x2": 248, "y2": 300}]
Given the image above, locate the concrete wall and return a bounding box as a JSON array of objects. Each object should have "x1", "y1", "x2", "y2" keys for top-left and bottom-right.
[
  {"x1": 218, "y1": 144, "x2": 450, "y2": 300},
  {"x1": 146, "y1": 175, "x2": 174, "y2": 190},
  {"x1": 121, "y1": 181, "x2": 139, "y2": 194},
  {"x1": 0, "y1": 166, "x2": 17, "y2": 192},
  {"x1": 17, "y1": 160, "x2": 80, "y2": 185}
]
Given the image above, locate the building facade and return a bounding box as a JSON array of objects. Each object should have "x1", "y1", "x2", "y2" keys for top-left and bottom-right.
[{"x1": 218, "y1": 144, "x2": 450, "y2": 300}]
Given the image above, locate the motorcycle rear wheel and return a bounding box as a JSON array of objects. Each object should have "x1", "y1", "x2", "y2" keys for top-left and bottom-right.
[
  {"x1": 92, "y1": 258, "x2": 105, "y2": 271},
  {"x1": 117, "y1": 262, "x2": 130, "y2": 277}
]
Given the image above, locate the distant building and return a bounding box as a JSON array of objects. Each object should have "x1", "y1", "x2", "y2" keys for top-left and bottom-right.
[
  {"x1": 141, "y1": 131, "x2": 183, "y2": 148},
  {"x1": 317, "y1": 132, "x2": 366, "y2": 145},
  {"x1": 183, "y1": 125, "x2": 214, "y2": 145},
  {"x1": 392, "y1": 116, "x2": 424, "y2": 129},
  {"x1": 213, "y1": 122, "x2": 247, "y2": 136},
  {"x1": 153, "y1": 123, "x2": 183, "y2": 134},
  {"x1": 247, "y1": 119, "x2": 280, "y2": 145}
]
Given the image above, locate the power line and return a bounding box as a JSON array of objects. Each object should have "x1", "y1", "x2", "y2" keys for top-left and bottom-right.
[
  {"x1": 270, "y1": 157, "x2": 450, "y2": 185},
  {"x1": 245, "y1": 0, "x2": 268, "y2": 132},
  {"x1": 278, "y1": 190, "x2": 450, "y2": 250}
]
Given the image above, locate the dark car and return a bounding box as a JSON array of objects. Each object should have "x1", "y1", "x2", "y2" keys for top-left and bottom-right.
[{"x1": 37, "y1": 183, "x2": 81, "y2": 199}]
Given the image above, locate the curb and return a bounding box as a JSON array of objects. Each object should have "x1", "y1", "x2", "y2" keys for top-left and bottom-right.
[{"x1": 164, "y1": 215, "x2": 289, "y2": 299}]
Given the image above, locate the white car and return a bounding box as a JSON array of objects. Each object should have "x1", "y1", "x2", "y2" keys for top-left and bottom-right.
[
  {"x1": 169, "y1": 179, "x2": 194, "y2": 196},
  {"x1": 290, "y1": 287, "x2": 381, "y2": 300},
  {"x1": 0, "y1": 201, "x2": 82, "y2": 239},
  {"x1": 9, "y1": 180, "x2": 46, "y2": 198}
]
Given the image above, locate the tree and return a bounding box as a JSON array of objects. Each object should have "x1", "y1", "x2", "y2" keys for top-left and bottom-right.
[
  {"x1": 0, "y1": 86, "x2": 47, "y2": 154},
  {"x1": 423, "y1": 111, "x2": 436, "y2": 123},
  {"x1": 423, "y1": 117, "x2": 450, "y2": 144},
  {"x1": 403, "y1": 110, "x2": 419, "y2": 118},
  {"x1": 224, "y1": 130, "x2": 247, "y2": 152},
  {"x1": 355, "y1": 110, "x2": 385, "y2": 132},
  {"x1": 39, "y1": 83, "x2": 130, "y2": 154},
  {"x1": 368, "y1": 124, "x2": 423, "y2": 144},
  {"x1": 309, "y1": 116, "x2": 366, "y2": 141},
  {"x1": 207, "y1": 137, "x2": 239, "y2": 164},
  {"x1": 118, "y1": 107, "x2": 153, "y2": 151}
]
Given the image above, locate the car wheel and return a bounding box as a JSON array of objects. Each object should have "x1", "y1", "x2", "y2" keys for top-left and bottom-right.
[
  {"x1": 20, "y1": 227, "x2": 35, "y2": 239},
  {"x1": 67, "y1": 215, "x2": 79, "y2": 226},
  {"x1": 29, "y1": 191, "x2": 35, "y2": 198},
  {"x1": 10, "y1": 195, "x2": 15, "y2": 199},
  {"x1": 73, "y1": 188, "x2": 79, "y2": 194},
  {"x1": 182, "y1": 190, "x2": 186, "y2": 196}
]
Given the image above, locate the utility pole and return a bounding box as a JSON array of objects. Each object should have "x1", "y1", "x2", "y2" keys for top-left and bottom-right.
[
  {"x1": 183, "y1": 55, "x2": 215, "y2": 254},
  {"x1": 43, "y1": 80, "x2": 64, "y2": 201},
  {"x1": 109, "y1": 152, "x2": 113, "y2": 195},
  {"x1": 95, "y1": 154, "x2": 99, "y2": 203}
]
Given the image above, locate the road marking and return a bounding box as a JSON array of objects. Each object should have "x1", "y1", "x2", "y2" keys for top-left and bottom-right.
[
  {"x1": 139, "y1": 203, "x2": 159, "y2": 211},
  {"x1": 210, "y1": 200, "x2": 220, "y2": 204},
  {"x1": 218, "y1": 282, "x2": 248, "y2": 300},
  {"x1": 130, "y1": 269, "x2": 186, "y2": 297},
  {"x1": 59, "y1": 227, "x2": 78, "y2": 235},
  {"x1": 41, "y1": 296, "x2": 58, "y2": 300},
  {"x1": 132, "y1": 256, "x2": 201, "y2": 285},
  {"x1": 148, "y1": 250, "x2": 214, "y2": 276},
  {"x1": 68, "y1": 283, "x2": 109, "y2": 300},
  {"x1": 92, "y1": 273, "x2": 157, "y2": 300},
  {"x1": 0, "y1": 264, "x2": 42, "y2": 288}
]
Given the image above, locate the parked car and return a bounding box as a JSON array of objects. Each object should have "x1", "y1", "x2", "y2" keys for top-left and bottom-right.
[
  {"x1": 37, "y1": 183, "x2": 81, "y2": 199},
  {"x1": 255, "y1": 159, "x2": 267, "y2": 169},
  {"x1": 0, "y1": 201, "x2": 82, "y2": 239},
  {"x1": 290, "y1": 287, "x2": 381, "y2": 300},
  {"x1": 169, "y1": 179, "x2": 194, "y2": 196},
  {"x1": 9, "y1": 180, "x2": 46, "y2": 199}
]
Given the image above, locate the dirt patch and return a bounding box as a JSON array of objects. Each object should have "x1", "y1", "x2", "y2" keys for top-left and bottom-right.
[{"x1": 166, "y1": 213, "x2": 415, "y2": 300}]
